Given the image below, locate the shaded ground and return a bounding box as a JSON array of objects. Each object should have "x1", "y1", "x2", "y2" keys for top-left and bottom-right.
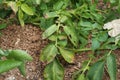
[{"x1": 0, "y1": 24, "x2": 120, "y2": 80}]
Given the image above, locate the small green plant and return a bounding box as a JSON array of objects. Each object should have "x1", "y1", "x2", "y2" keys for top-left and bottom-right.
[
  {"x1": 0, "y1": 49, "x2": 33, "y2": 76},
  {"x1": 0, "y1": 0, "x2": 120, "y2": 80}
]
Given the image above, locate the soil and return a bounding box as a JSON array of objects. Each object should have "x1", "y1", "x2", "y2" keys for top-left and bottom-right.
[{"x1": 0, "y1": 24, "x2": 120, "y2": 80}]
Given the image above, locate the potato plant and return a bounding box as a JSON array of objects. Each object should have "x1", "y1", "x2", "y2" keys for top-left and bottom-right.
[{"x1": 0, "y1": 0, "x2": 120, "y2": 80}]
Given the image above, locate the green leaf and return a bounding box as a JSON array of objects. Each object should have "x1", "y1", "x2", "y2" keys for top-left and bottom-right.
[
  {"x1": 44, "y1": 59, "x2": 64, "y2": 80},
  {"x1": 87, "y1": 61, "x2": 105, "y2": 80},
  {"x1": 0, "y1": 60, "x2": 22, "y2": 73},
  {"x1": 40, "y1": 44, "x2": 58, "y2": 64},
  {"x1": 8, "y1": 50, "x2": 33, "y2": 61},
  {"x1": 63, "y1": 26, "x2": 78, "y2": 47},
  {"x1": 42, "y1": 24, "x2": 59, "y2": 39},
  {"x1": 18, "y1": 9, "x2": 24, "y2": 27},
  {"x1": 97, "y1": 32, "x2": 108, "y2": 42},
  {"x1": 53, "y1": 1, "x2": 64, "y2": 10},
  {"x1": 106, "y1": 53, "x2": 117, "y2": 80},
  {"x1": 35, "y1": 0, "x2": 41, "y2": 4},
  {"x1": 92, "y1": 38, "x2": 100, "y2": 50},
  {"x1": 18, "y1": 62, "x2": 26, "y2": 76},
  {"x1": 76, "y1": 74, "x2": 85, "y2": 80},
  {"x1": 59, "y1": 47, "x2": 74, "y2": 63},
  {"x1": 0, "y1": 23, "x2": 7, "y2": 29},
  {"x1": 21, "y1": 3, "x2": 34, "y2": 15},
  {"x1": 45, "y1": 12, "x2": 58, "y2": 18}
]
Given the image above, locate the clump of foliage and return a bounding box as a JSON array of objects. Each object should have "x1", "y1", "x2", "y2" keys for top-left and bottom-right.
[
  {"x1": 0, "y1": 49, "x2": 33, "y2": 76},
  {"x1": 1, "y1": 0, "x2": 120, "y2": 80}
]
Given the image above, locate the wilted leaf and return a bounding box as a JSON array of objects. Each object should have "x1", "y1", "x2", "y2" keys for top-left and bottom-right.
[
  {"x1": 103, "y1": 19, "x2": 120, "y2": 37},
  {"x1": 42, "y1": 24, "x2": 59, "y2": 39},
  {"x1": 8, "y1": 50, "x2": 33, "y2": 61},
  {"x1": 21, "y1": 3, "x2": 34, "y2": 15},
  {"x1": 87, "y1": 61, "x2": 105, "y2": 80},
  {"x1": 0, "y1": 60, "x2": 22, "y2": 73},
  {"x1": 59, "y1": 47, "x2": 74, "y2": 63},
  {"x1": 7, "y1": 1, "x2": 18, "y2": 14},
  {"x1": 44, "y1": 59, "x2": 64, "y2": 80},
  {"x1": 107, "y1": 53, "x2": 117, "y2": 80},
  {"x1": 40, "y1": 44, "x2": 58, "y2": 63},
  {"x1": 63, "y1": 26, "x2": 78, "y2": 47}
]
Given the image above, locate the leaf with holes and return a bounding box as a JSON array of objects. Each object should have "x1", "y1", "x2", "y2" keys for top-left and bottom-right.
[
  {"x1": 44, "y1": 59, "x2": 64, "y2": 80},
  {"x1": 63, "y1": 26, "x2": 78, "y2": 47},
  {"x1": 59, "y1": 47, "x2": 74, "y2": 63},
  {"x1": 42, "y1": 24, "x2": 59, "y2": 39},
  {"x1": 0, "y1": 60, "x2": 22, "y2": 73},
  {"x1": 87, "y1": 61, "x2": 105, "y2": 80},
  {"x1": 107, "y1": 53, "x2": 117, "y2": 80},
  {"x1": 40, "y1": 44, "x2": 58, "y2": 64}
]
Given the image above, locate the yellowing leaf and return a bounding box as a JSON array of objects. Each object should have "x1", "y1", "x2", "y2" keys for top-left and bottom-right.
[
  {"x1": 40, "y1": 44, "x2": 58, "y2": 63},
  {"x1": 8, "y1": 1, "x2": 18, "y2": 14},
  {"x1": 59, "y1": 47, "x2": 74, "y2": 63},
  {"x1": 42, "y1": 24, "x2": 59, "y2": 39},
  {"x1": 44, "y1": 59, "x2": 64, "y2": 80},
  {"x1": 63, "y1": 26, "x2": 78, "y2": 47}
]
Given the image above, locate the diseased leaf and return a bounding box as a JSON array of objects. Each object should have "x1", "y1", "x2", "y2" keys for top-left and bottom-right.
[
  {"x1": 21, "y1": 3, "x2": 34, "y2": 15},
  {"x1": 87, "y1": 61, "x2": 105, "y2": 80},
  {"x1": 107, "y1": 53, "x2": 117, "y2": 80},
  {"x1": 0, "y1": 60, "x2": 22, "y2": 73},
  {"x1": 63, "y1": 26, "x2": 78, "y2": 47},
  {"x1": 44, "y1": 59, "x2": 64, "y2": 80},
  {"x1": 40, "y1": 44, "x2": 58, "y2": 63},
  {"x1": 42, "y1": 24, "x2": 59, "y2": 39},
  {"x1": 8, "y1": 50, "x2": 33, "y2": 61},
  {"x1": 59, "y1": 47, "x2": 74, "y2": 63},
  {"x1": 7, "y1": 1, "x2": 18, "y2": 14},
  {"x1": 18, "y1": 62, "x2": 26, "y2": 76}
]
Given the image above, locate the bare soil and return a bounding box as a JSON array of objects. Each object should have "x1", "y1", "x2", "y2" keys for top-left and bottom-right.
[{"x1": 0, "y1": 24, "x2": 120, "y2": 80}]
